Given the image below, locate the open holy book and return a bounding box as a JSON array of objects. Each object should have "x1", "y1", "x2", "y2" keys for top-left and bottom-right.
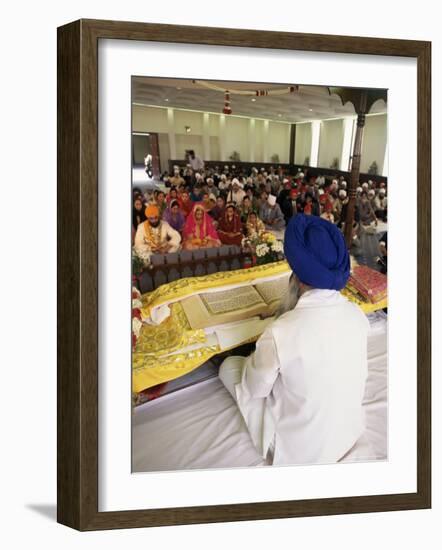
[{"x1": 181, "y1": 276, "x2": 290, "y2": 330}]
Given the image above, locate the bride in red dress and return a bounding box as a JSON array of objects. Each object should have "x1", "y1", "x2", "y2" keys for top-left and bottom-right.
[{"x1": 182, "y1": 204, "x2": 221, "y2": 250}]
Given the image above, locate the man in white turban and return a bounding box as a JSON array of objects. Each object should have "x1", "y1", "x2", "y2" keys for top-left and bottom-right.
[
  {"x1": 226, "y1": 178, "x2": 246, "y2": 205},
  {"x1": 374, "y1": 188, "x2": 388, "y2": 222},
  {"x1": 169, "y1": 166, "x2": 185, "y2": 187},
  {"x1": 218, "y1": 174, "x2": 229, "y2": 191},
  {"x1": 259, "y1": 194, "x2": 285, "y2": 232},
  {"x1": 219, "y1": 214, "x2": 370, "y2": 465}
]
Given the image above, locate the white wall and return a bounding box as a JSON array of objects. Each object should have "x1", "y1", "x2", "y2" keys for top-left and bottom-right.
[
  {"x1": 174, "y1": 109, "x2": 204, "y2": 135},
  {"x1": 268, "y1": 121, "x2": 291, "y2": 163},
  {"x1": 294, "y1": 114, "x2": 388, "y2": 175},
  {"x1": 318, "y1": 118, "x2": 344, "y2": 168},
  {"x1": 132, "y1": 104, "x2": 292, "y2": 164},
  {"x1": 175, "y1": 134, "x2": 203, "y2": 159},
  {"x1": 132, "y1": 105, "x2": 387, "y2": 174},
  {"x1": 132, "y1": 104, "x2": 168, "y2": 133},
  {"x1": 225, "y1": 116, "x2": 249, "y2": 161},
  {"x1": 360, "y1": 113, "x2": 388, "y2": 174}
]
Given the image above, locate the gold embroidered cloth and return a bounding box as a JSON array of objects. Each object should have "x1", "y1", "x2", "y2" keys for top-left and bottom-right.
[{"x1": 133, "y1": 261, "x2": 387, "y2": 393}]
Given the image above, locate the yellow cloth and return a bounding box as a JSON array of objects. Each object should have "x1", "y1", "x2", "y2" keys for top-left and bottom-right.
[
  {"x1": 134, "y1": 262, "x2": 289, "y2": 393},
  {"x1": 133, "y1": 261, "x2": 387, "y2": 393},
  {"x1": 341, "y1": 287, "x2": 388, "y2": 313},
  {"x1": 140, "y1": 260, "x2": 290, "y2": 320}
]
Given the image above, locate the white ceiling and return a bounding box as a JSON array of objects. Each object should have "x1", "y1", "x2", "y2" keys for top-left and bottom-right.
[{"x1": 132, "y1": 77, "x2": 387, "y2": 123}]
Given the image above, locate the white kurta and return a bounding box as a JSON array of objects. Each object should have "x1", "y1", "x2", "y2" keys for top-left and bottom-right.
[
  {"x1": 134, "y1": 220, "x2": 181, "y2": 264},
  {"x1": 219, "y1": 289, "x2": 369, "y2": 465}
]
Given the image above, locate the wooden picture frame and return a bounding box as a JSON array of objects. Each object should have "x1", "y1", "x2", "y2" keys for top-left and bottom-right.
[{"x1": 57, "y1": 19, "x2": 431, "y2": 531}]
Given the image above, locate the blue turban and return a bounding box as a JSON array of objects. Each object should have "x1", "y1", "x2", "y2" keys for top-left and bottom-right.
[{"x1": 284, "y1": 214, "x2": 350, "y2": 290}]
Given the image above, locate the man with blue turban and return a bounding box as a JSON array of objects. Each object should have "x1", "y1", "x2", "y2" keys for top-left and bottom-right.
[{"x1": 219, "y1": 215, "x2": 371, "y2": 465}]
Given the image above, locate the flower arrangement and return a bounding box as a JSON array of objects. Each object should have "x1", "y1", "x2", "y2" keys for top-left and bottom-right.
[
  {"x1": 249, "y1": 231, "x2": 284, "y2": 265},
  {"x1": 132, "y1": 287, "x2": 143, "y2": 350}
]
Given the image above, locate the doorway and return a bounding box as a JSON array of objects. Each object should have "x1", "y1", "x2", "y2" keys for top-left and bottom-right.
[{"x1": 132, "y1": 132, "x2": 161, "y2": 180}]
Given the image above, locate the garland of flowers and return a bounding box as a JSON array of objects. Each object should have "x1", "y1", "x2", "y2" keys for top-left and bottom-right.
[
  {"x1": 223, "y1": 90, "x2": 232, "y2": 114},
  {"x1": 192, "y1": 80, "x2": 298, "y2": 115},
  {"x1": 193, "y1": 80, "x2": 298, "y2": 96},
  {"x1": 143, "y1": 220, "x2": 162, "y2": 249}
]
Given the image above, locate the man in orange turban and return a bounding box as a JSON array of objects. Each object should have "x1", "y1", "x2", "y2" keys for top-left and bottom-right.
[
  {"x1": 134, "y1": 202, "x2": 181, "y2": 265},
  {"x1": 145, "y1": 204, "x2": 159, "y2": 218}
]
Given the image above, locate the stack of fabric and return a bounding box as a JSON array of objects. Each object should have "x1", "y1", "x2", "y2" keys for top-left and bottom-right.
[{"x1": 347, "y1": 265, "x2": 387, "y2": 304}]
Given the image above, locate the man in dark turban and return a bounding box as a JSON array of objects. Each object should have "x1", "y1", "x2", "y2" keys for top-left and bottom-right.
[{"x1": 219, "y1": 214, "x2": 371, "y2": 466}]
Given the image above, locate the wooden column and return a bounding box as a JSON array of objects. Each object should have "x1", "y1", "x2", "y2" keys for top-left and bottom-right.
[
  {"x1": 289, "y1": 124, "x2": 296, "y2": 165},
  {"x1": 327, "y1": 87, "x2": 386, "y2": 248},
  {"x1": 344, "y1": 112, "x2": 365, "y2": 247}
]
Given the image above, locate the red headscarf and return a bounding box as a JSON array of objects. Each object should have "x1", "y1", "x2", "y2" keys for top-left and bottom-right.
[{"x1": 182, "y1": 204, "x2": 220, "y2": 241}]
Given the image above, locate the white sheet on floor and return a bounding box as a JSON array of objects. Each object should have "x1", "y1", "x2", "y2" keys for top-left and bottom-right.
[{"x1": 132, "y1": 313, "x2": 387, "y2": 472}]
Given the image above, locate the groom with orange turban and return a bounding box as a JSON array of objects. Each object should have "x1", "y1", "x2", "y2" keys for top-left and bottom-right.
[
  {"x1": 134, "y1": 203, "x2": 181, "y2": 265},
  {"x1": 219, "y1": 214, "x2": 371, "y2": 465}
]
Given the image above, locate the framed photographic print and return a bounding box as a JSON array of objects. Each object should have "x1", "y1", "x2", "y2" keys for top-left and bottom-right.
[{"x1": 57, "y1": 19, "x2": 431, "y2": 530}]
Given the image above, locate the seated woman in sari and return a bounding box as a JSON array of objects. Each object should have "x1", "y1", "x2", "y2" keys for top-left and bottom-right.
[
  {"x1": 246, "y1": 211, "x2": 265, "y2": 240},
  {"x1": 163, "y1": 199, "x2": 186, "y2": 233},
  {"x1": 182, "y1": 204, "x2": 221, "y2": 250},
  {"x1": 217, "y1": 204, "x2": 244, "y2": 246}
]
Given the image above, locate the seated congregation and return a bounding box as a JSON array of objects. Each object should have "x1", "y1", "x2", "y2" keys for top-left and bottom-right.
[{"x1": 132, "y1": 162, "x2": 388, "y2": 267}]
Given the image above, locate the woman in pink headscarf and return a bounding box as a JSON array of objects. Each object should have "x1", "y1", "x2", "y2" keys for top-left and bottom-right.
[{"x1": 182, "y1": 204, "x2": 221, "y2": 250}]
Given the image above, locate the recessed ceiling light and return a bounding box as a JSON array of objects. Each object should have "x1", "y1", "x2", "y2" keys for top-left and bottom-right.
[
  {"x1": 278, "y1": 114, "x2": 282, "y2": 117},
  {"x1": 176, "y1": 87, "x2": 182, "y2": 90},
  {"x1": 165, "y1": 98, "x2": 169, "y2": 102},
  {"x1": 309, "y1": 108, "x2": 313, "y2": 112},
  {"x1": 251, "y1": 98, "x2": 256, "y2": 102}
]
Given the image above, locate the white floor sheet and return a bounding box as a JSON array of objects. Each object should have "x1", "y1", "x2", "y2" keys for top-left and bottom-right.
[{"x1": 133, "y1": 312, "x2": 388, "y2": 472}]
